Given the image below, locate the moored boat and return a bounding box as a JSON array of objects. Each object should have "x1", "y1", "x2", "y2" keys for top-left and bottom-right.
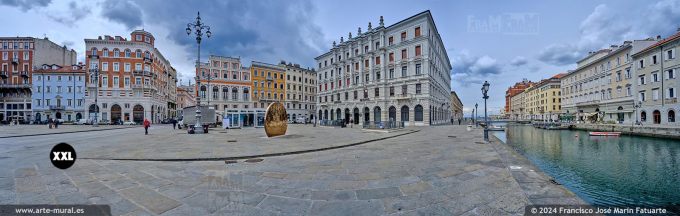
[{"x1": 588, "y1": 132, "x2": 621, "y2": 136}]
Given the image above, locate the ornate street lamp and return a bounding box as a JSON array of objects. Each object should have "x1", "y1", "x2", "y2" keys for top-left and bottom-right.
[
  {"x1": 482, "y1": 81, "x2": 490, "y2": 141},
  {"x1": 91, "y1": 65, "x2": 100, "y2": 127},
  {"x1": 186, "y1": 11, "x2": 211, "y2": 133},
  {"x1": 474, "y1": 103, "x2": 478, "y2": 128}
]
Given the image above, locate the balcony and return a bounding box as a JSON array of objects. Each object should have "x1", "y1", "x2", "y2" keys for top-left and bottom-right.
[
  {"x1": 266, "y1": 76, "x2": 273, "y2": 81},
  {"x1": 359, "y1": 98, "x2": 370, "y2": 102},
  {"x1": 395, "y1": 93, "x2": 413, "y2": 101},
  {"x1": 666, "y1": 98, "x2": 678, "y2": 104},
  {"x1": 0, "y1": 83, "x2": 31, "y2": 88},
  {"x1": 259, "y1": 97, "x2": 277, "y2": 102},
  {"x1": 19, "y1": 71, "x2": 29, "y2": 77},
  {"x1": 11, "y1": 57, "x2": 19, "y2": 64},
  {"x1": 333, "y1": 100, "x2": 341, "y2": 104},
  {"x1": 0, "y1": 71, "x2": 7, "y2": 78},
  {"x1": 49, "y1": 105, "x2": 65, "y2": 110},
  {"x1": 143, "y1": 56, "x2": 153, "y2": 64},
  {"x1": 88, "y1": 54, "x2": 99, "y2": 59},
  {"x1": 133, "y1": 70, "x2": 152, "y2": 77}
]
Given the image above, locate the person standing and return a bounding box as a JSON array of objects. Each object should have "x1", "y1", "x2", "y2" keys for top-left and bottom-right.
[
  {"x1": 48, "y1": 118, "x2": 53, "y2": 129},
  {"x1": 172, "y1": 118, "x2": 177, "y2": 130},
  {"x1": 143, "y1": 118, "x2": 151, "y2": 135}
]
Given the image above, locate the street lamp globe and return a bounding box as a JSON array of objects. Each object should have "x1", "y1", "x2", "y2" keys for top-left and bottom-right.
[
  {"x1": 482, "y1": 80, "x2": 490, "y2": 97},
  {"x1": 186, "y1": 26, "x2": 192, "y2": 35}
]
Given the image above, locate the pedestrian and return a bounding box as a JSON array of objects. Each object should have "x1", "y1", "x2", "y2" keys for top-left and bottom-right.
[
  {"x1": 172, "y1": 118, "x2": 177, "y2": 130},
  {"x1": 143, "y1": 118, "x2": 151, "y2": 135},
  {"x1": 48, "y1": 118, "x2": 53, "y2": 129},
  {"x1": 54, "y1": 119, "x2": 59, "y2": 129}
]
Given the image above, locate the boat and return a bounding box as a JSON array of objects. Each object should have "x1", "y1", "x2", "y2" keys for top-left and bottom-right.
[{"x1": 588, "y1": 132, "x2": 621, "y2": 136}]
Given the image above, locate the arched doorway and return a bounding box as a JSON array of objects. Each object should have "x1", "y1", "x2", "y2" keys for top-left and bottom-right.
[
  {"x1": 133, "y1": 105, "x2": 144, "y2": 123},
  {"x1": 669, "y1": 110, "x2": 676, "y2": 123},
  {"x1": 388, "y1": 106, "x2": 396, "y2": 122},
  {"x1": 75, "y1": 113, "x2": 82, "y2": 120},
  {"x1": 111, "y1": 104, "x2": 122, "y2": 124},
  {"x1": 653, "y1": 110, "x2": 661, "y2": 124},
  {"x1": 35, "y1": 113, "x2": 42, "y2": 122},
  {"x1": 401, "y1": 106, "x2": 409, "y2": 122},
  {"x1": 363, "y1": 107, "x2": 370, "y2": 123},
  {"x1": 415, "y1": 105, "x2": 424, "y2": 122},
  {"x1": 324, "y1": 110, "x2": 328, "y2": 120},
  {"x1": 344, "y1": 108, "x2": 350, "y2": 124},
  {"x1": 56, "y1": 112, "x2": 62, "y2": 119},
  {"x1": 330, "y1": 109, "x2": 334, "y2": 120},
  {"x1": 617, "y1": 106, "x2": 624, "y2": 123},
  {"x1": 292, "y1": 114, "x2": 297, "y2": 122},
  {"x1": 373, "y1": 106, "x2": 381, "y2": 123},
  {"x1": 336, "y1": 108, "x2": 341, "y2": 121},
  {"x1": 88, "y1": 104, "x2": 99, "y2": 121},
  {"x1": 353, "y1": 108, "x2": 359, "y2": 124}
]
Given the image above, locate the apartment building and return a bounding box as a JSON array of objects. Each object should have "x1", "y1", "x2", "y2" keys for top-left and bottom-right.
[{"x1": 280, "y1": 61, "x2": 316, "y2": 123}]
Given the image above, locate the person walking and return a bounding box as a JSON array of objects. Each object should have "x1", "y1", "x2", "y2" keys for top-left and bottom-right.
[
  {"x1": 172, "y1": 118, "x2": 177, "y2": 130},
  {"x1": 143, "y1": 118, "x2": 151, "y2": 135},
  {"x1": 48, "y1": 118, "x2": 53, "y2": 129}
]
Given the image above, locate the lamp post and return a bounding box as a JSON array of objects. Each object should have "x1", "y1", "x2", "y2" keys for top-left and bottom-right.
[
  {"x1": 186, "y1": 11, "x2": 211, "y2": 132},
  {"x1": 633, "y1": 101, "x2": 642, "y2": 126},
  {"x1": 482, "y1": 81, "x2": 490, "y2": 141},
  {"x1": 474, "y1": 103, "x2": 478, "y2": 128},
  {"x1": 92, "y1": 65, "x2": 99, "y2": 127}
]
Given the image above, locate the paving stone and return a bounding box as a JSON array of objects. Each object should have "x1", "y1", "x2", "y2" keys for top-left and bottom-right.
[
  {"x1": 399, "y1": 181, "x2": 433, "y2": 195},
  {"x1": 310, "y1": 200, "x2": 383, "y2": 216},
  {"x1": 310, "y1": 190, "x2": 356, "y2": 201},
  {"x1": 356, "y1": 187, "x2": 403, "y2": 200},
  {"x1": 120, "y1": 186, "x2": 181, "y2": 215},
  {"x1": 257, "y1": 195, "x2": 311, "y2": 215}
]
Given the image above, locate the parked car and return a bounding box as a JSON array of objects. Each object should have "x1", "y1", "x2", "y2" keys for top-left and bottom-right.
[
  {"x1": 76, "y1": 119, "x2": 90, "y2": 125},
  {"x1": 123, "y1": 121, "x2": 136, "y2": 125},
  {"x1": 161, "y1": 118, "x2": 172, "y2": 124}
]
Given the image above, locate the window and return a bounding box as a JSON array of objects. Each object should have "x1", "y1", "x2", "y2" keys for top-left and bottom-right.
[
  {"x1": 401, "y1": 32, "x2": 406, "y2": 41},
  {"x1": 23, "y1": 52, "x2": 28, "y2": 60},
  {"x1": 374, "y1": 88, "x2": 379, "y2": 97},
  {"x1": 669, "y1": 69, "x2": 676, "y2": 79},
  {"x1": 102, "y1": 62, "x2": 108, "y2": 71},
  {"x1": 670, "y1": 110, "x2": 676, "y2": 122},
  {"x1": 113, "y1": 62, "x2": 120, "y2": 72},
  {"x1": 401, "y1": 66, "x2": 407, "y2": 77},
  {"x1": 416, "y1": 84, "x2": 422, "y2": 94},
  {"x1": 124, "y1": 77, "x2": 130, "y2": 86},
  {"x1": 639, "y1": 75, "x2": 646, "y2": 85},
  {"x1": 401, "y1": 85, "x2": 407, "y2": 95},
  {"x1": 124, "y1": 63, "x2": 130, "y2": 72},
  {"x1": 653, "y1": 88, "x2": 659, "y2": 100},
  {"x1": 626, "y1": 68, "x2": 631, "y2": 79},
  {"x1": 639, "y1": 59, "x2": 644, "y2": 68},
  {"x1": 389, "y1": 87, "x2": 394, "y2": 96},
  {"x1": 125, "y1": 49, "x2": 131, "y2": 57},
  {"x1": 102, "y1": 48, "x2": 109, "y2": 57},
  {"x1": 627, "y1": 86, "x2": 631, "y2": 96},
  {"x1": 389, "y1": 53, "x2": 394, "y2": 62},
  {"x1": 401, "y1": 49, "x2": 407, "y2": 60},
  {"x1": 354, "y1": 91, "x2": 358, "y2": 99},
  {"x1": 136, "y1": 35, "x2": 142, "y2": 41},
  {"x1": 388, "y1": 36, "x2": 393, "y2": 46},
  {"x1": 375, "y1": 56, "x2": 380, "y2": 65},
  {"x1": 389, "y1": 68, "x2": 394, "y2": 79},
  {"x1": 653, "y1": 73, "x2": 659, "y2": 82},
  {"x1": 669, "y1": 88, "x2": 676, "y2": 98},
  {"x1": 415, "y1": 64, "x2": 421, "y2": 75},
  {"x1": 415, "y1": 45, "x2": 421, "y2": 56},
  {"x1": 639, "y1": 92, "x2": 646, "y2": 101},
  {"x1": 652, "y1": 55, "x2": 657, "y2": 64},
  {"x1": 415, "y1": 105, "x2": 423, "y2": 122},
  {"x1": 415, "y1": 27, "x2": 421, "y2": 37},
  {"x1": 113, "y1": 77, "x2": 119, "y2": 87},
  {"x1": 668, "y1": 49, "x2": 675, "y2": 59},
  {"x1": 113, "y1": 49, "x2": 120, "y2": 57}
]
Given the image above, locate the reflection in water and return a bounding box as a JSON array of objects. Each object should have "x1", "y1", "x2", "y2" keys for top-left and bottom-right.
[{"x1": 495, "y1": 125, "x2": 680, "y2": 206}]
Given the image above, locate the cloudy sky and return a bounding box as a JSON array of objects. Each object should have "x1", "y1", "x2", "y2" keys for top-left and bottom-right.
[{"x1": 2, "y1": 0, "x2": 680, "y2": 114}]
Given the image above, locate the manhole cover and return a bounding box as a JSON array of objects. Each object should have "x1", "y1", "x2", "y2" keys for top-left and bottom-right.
[
  {"x1": 244, "y1": 158, "x2": 264, "y2": 163},
  {"x1": 225, "y1": 160, "x2": 237, "y2": 164},
  {"x1": 227, "y1": 140, "x2": 237, "y2": 142}
]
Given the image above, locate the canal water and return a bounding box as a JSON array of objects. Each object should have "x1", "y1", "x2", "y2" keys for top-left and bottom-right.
[{"x1": 493, "y1": 125, "x2": 680, "y2": 207}]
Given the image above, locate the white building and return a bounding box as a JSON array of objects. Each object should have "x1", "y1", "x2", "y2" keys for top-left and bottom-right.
[
  {"x1": 315, "y1": 10, "x2": 452, "y2": 127},
  {"x1": 280, "y1": 61, "x2": 316, "y2": 123}
]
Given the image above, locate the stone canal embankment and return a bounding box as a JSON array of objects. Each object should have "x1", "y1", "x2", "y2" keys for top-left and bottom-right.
[{"x1": 571, "y1": 123, "x2": 680, "y2": 139}]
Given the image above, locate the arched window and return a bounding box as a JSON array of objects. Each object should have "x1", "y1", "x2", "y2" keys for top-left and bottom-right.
[
  {"x1": 124, "y1": 49, "x2": 131, "y2": 58},
  {"x1": 232, "y1": 87, "x2": 238, "y2": 101},
  {"x1": 415, "y1": 105, "x2": 423, "y2": 122},
  {"x1": 135, "y1": 49, "x2": 142, "y2": 58},
  {"x1": 102, "y1": 48, "x2": 109, "y2": 57},
  {"x1": 653, "y1": 110, "x2": 661, "y2": 124},
  {"x1": 243, "y1": 88, "x2": 249, "y2": 101},
  {"x1": 401, "y1": 106, "x2": 409, "y2": 122},
  {"x1": 669, "y1": 110, "x2": 675, "y2": 123},
  {"x1": 373, "y1": 106, "x2": 381, "y2": 122},
  {"x1": 212, "y1": 86, "x2": 219, "y2": 99},
  {"x1": 389, "y1": 106, "x2": 396, "y2": 121},
  {"x1": 91, "y1": 48, "x2": 97, "y2": 56},
  {"x1": 145, "y1": 51, "x2": 151, "y2": 59},
  {"x1": 222, "y1": 87, "x2": 229, "y2": 100},
  {"x1": 200, "y1": 85, "x2": 207, "y2": 99},
  {"x1": 113, "y1": 49, "x2": 120, "y2": 57},
  {"x1": 640, "y1": 111, "x2": 647, "y2": 122}
]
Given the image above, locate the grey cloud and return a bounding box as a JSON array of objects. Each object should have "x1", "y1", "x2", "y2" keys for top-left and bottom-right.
[
  {"x1": 47, "y1": 1, "x2": 91, "y2": 26},
  {"x1": 509, "y1": 56, "x2": 528, "y2": 67},
  {"x1": 0, "y1": 0, "x2": 50, "y2": 11},
  {"x1": 451, "y1": 51, "x2": 501, "y2": 87},
  {"x1": 538, "y1": 0, "x2": 680, "y2": 66},
  {"x1": 101, "y1": 0, "x2": 143, "y2": 30},
  {"x1": 127, "y1": 0, "x2": 325, "y2": 69}
]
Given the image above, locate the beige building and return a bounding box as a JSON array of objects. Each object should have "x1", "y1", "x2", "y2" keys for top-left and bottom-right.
[
  {"x1": 280, "y1": 61, "x2": 316, "y2": 123},
  {"x1": 450, "y1": 91, "x2": 463, "y2": 122},
  {"x1": 520, "y1": 74, "x2": 563, "y2": 121},
  {"x1": 197, "y1": 55, "x2": 252, "y2": 122},
  {"x1": 632, "y1": 31, "x2": 680, "y2": 125},
  {"x1": 510, "y1": 89, "x2": 528, "y2": 120}
]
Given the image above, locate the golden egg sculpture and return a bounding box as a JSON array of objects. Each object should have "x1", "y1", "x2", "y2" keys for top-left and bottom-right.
[{"x1": 264, "y1": 102, "x2": 288, "y2": 137}]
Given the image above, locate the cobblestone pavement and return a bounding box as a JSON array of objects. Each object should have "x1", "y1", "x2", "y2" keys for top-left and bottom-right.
[
  {"x1": 0, "y1": 124, "x2": 135, "y2": 138},
  {"x1": 0, "y1": 125, "x2": 584, "y2": 215}
]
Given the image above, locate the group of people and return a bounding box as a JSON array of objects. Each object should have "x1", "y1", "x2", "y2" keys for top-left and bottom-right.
[{"x1": 48, "y1": 118, "x2": 60, "y2": 129}]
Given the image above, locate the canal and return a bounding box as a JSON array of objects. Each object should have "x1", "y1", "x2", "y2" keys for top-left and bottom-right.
[{"x1": 493, "y1": 125, "x2": 680, "y2": 207}]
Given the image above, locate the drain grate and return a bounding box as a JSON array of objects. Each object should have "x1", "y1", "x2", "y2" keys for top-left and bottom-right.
[
  {"x1": 225, "y1": 160, "x2": 237, "y2": 164},
  {"x1": 227, "y1": 140, "x2": 237, "y2": 142},
  {"x1": 448, "y1": 135, "x2": 457, "y2": 138},
  {"x1": 244, "y1": 158, "x2": 264, "y2": 163}
]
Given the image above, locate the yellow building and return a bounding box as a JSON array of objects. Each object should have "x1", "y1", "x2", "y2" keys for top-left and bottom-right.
[
  {"x1": 523, "y1": 73, "x2": 564, "y2": 121},
  {"x1": 251, "y1": 61, "x2": 286, "y2": 109}
]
